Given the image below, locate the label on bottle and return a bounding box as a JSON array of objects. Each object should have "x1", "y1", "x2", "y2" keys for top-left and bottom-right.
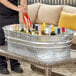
[{"x1": 44, "y1": 27, "x2": 49, "y2": 35}]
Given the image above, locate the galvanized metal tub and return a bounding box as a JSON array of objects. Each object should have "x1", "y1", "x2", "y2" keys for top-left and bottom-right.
[{"x1": 3, "y1": 24, "x2": 74, "y2": 63}]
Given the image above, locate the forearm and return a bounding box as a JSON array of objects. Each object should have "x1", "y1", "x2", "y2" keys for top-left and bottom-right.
[
  {"x1": 0, "y1": 0, "x2": 18, "y2": 11},
  {"x1": 20, "y1": 0, "x2": 27, "y2": 11},
  {"x1": 20, "y1": 0, "x2": 27, "y2": 6}
]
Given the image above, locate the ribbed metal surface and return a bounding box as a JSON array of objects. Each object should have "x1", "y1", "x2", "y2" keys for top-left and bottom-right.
[
  {"x1": 27, "y1": 0, "x2": 76, "y2": 6},
  {"x1": 7, "y1": 40, "x2": 71, "y2": 63},
  {"x1": 3, "y1": 24, "x2": 74, "y2": 63},
  {"x1": 3, "y1": 24, "x2": 74, "y2": 43}
]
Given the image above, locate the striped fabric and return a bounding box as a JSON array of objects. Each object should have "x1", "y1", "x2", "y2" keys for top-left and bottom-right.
[{"x1": 27, "y1": 0, "x2": 76, "y2": 6}]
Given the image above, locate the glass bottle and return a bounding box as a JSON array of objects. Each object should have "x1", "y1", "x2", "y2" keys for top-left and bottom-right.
[
  {"x1": 44, "y1": 26, "x2": 49, "y2": 35},
  {"x1": 31, "y1": 24, "x2": 36, "y2": 35},
  {"x1": 57, "y1": 28, "x2": 60, "y2": 34},
  {"x1": 38, "y1": 25, "x2": 41, "y2": 36},
  {"x1": 62, "y1": 27, "x2": 65, "y2": 34},
  {"x1": 41, "y1": 23, "x2": 46, "y2": 35},
  {"x1": 20, "y1": 24, "x2": 26, "y2": 33},
  {"x1": 26, "y1": 23, "x2": 31, "y2": 34},
  {"x1": 13, "y1": 24, "x2": 19, "y2": 31},
  {"x1": 50, "y1": 25, "x2": 56, "y2": 35},
  {"x1": 35, "y1": 26, "x2": 38, "y2": 35}
]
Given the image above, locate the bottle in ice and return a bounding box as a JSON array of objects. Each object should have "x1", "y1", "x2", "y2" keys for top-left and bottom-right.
[
  {"x1": 13, "y1": 24, "x2": 19, "y2": 31},
  {"x1": 20, "y1": 28, "x2": 26, "y2": 33},
  {"x1": 41, "y1": 23, "x2": 46, "y2": 35},
  {"x1": 50, "y1": 25, "x2": 56, "y2": 35},
  {"x1": 31, "y1": 24, "x2": 36, "y2": 35},
  {"x1": 26, "y1": 22, "x2": 32, "y2": 34},
  {"x1": 20, "y1": 24, "x2": 26, "y2": 33},
  {"x1": 35, "y1": 26, "x2": 38, "y2": 35},
  {"x1": 62, "y1": 27, "x2": 65, "y2": 34},
  {"x1": 57, "y1": 28, "x2": 60, "y2": 34}
]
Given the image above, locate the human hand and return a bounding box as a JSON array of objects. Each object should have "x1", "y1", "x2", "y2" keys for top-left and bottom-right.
[{"x1": 17, "y1": 5, "x2": 27, "y2": 13}]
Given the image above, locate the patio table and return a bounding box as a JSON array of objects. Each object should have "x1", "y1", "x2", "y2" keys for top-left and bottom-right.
[
  {"x1": 0, "y1": 44, "x2": 76, "y2": 76},
  {"x1": 1, "y1": 24, "x2": 76, "y2": 76}
]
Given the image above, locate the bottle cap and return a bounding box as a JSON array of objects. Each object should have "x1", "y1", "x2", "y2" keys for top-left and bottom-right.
[{"x1": 43, "y1": 23, "x2": 46, "y2": 26}]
